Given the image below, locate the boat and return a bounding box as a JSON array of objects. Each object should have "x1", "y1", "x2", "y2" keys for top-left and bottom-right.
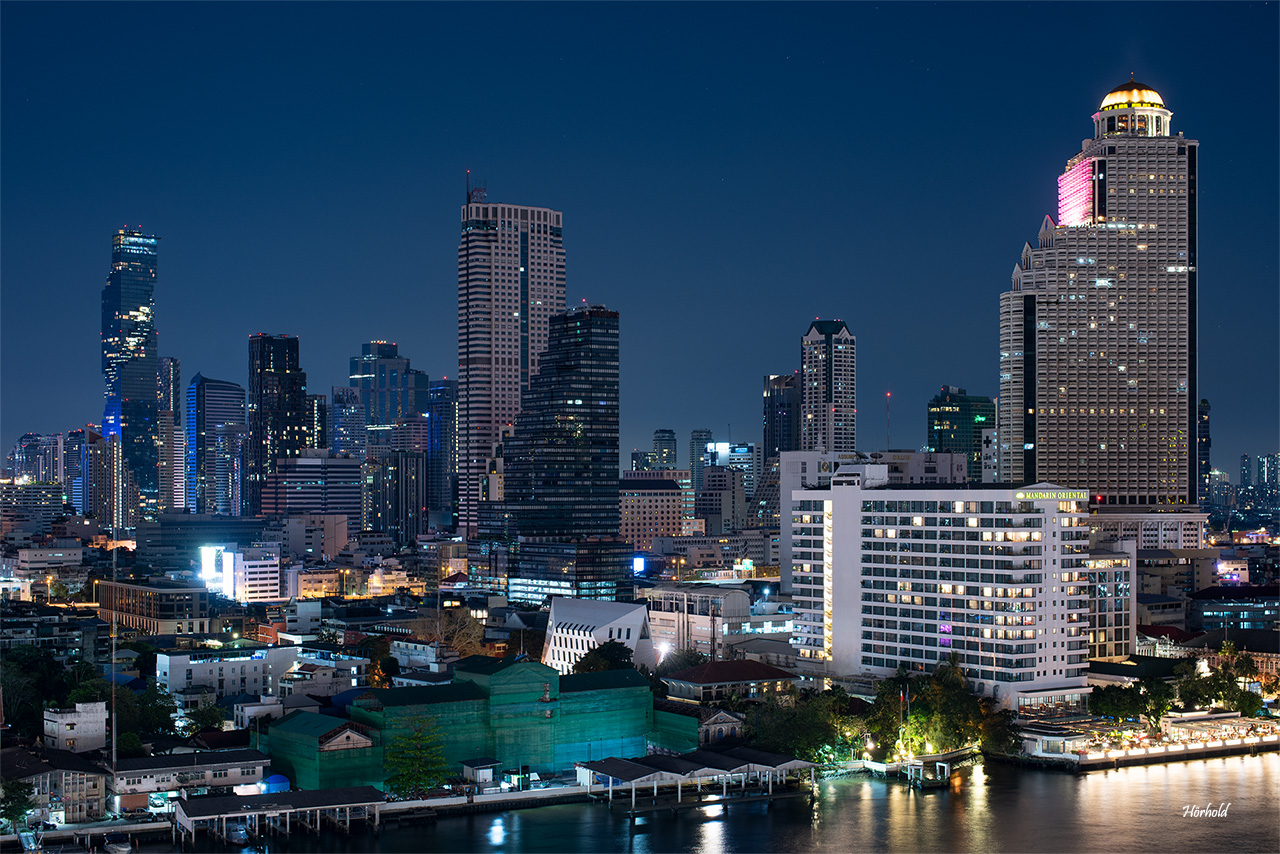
[
  {"x1": 227, "y1": 823, "x2": 250, "y2": 844},
  {"x1": 103, "y1": 833, "x2": 131, "y2": 854}
]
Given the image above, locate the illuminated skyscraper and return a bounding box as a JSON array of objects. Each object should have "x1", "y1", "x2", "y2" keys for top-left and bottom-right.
[
  {"x1": 926, "y1": 385, "x2": 995, "y2": 483},
  {"x1": 246, "y1": 334, "x2": 308, "y2": 515},
  {"x1": 1197, "y1": 399, "x2": 1211, "y2": 504},
  {"x1": 999, "y1": 78, "x2": 1198, "y2": 507},
  {"x1": 347, "y1": 341, "x2": 430, "y2": 426},
  {"x1": 101, "y1": 228, "x2": 159, "y2": 522},
  {"x1": 457, "y1": 186, "x2": 566, "y2": 537},
  {"x1": 689, "y1": 428, "x2": 713, "y2": 494},
  {"x1": 800, "y1": 320, "x2": 856, "y2": 455},
  {"x1": 652, "y1": 429, "x2": 677, "y2": 469},
  {"x1": 763, "y1": 372, "x2": 801, "y2": 459},
  {"x1": 157, "y1": 357, "x2": 185, "y2": 512},
  {"x1": 186, "y1": 374, "x2": 246, "y2": 515}
]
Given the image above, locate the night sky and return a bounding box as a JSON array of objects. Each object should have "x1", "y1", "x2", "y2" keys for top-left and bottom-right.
[{"x1": 3, "y1": 2, "x2": 1277, "y2": 478}]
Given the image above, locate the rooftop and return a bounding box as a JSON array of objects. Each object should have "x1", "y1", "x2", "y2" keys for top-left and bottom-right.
[{"x1": 665, "y1": 660, "x2": 798, "y2": 685}]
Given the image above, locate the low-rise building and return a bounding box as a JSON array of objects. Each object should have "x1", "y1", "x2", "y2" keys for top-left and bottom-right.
[
  {"x1": 43, "y1": 701, "x2": 107, "y2": 753},
  {"x1": 649, "y1": 699, "x2": 746, "y2": 754},
  {"x1": 107, "y1": 749, "x2": 269, "y2": 810},
  {"x1": 157, "y1": 644, "x2": 370, "y2": 701},
  {"x1": 0, "y1": 747, "x2": 108, "y2": 824},
  {"x1": 644, "y1": 584, "x2": 751, "y2": 659},
  {"x1": 96, "y1": 579, "x2": 216, "y2": 636},
  {"x1": 542, "y1": 597, "x2": 657, "y2": 674},
  {"x1": 1188, "y1": 585, "x2": 1279, "y2": 631},
  {"x1": 662, "y1": 660, "x2": 800, "y2": 704}
]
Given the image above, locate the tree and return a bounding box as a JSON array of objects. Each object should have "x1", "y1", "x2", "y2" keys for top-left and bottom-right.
[
  {"x1": 409, "y1": 608, "x2": 486, "y2": 658},
  {"x1": 137, "y1": 680, "x2": 179, "y2": 735},
  {"x1": 572, "y1": 640, "x2": 634, "y2": 673},
  {"x1": 183, "y1": 703, "x2": 226, "y2": 736},
  {"x1": 370, "y1": 655, "x2": 401, "y2": 688},
  {"x1": 384, "y1": 715, "x2": 450, "y2": 799},
  {"x1": 978, "y1": 699, "x2": 1021, "y2": 754},
  {"x1": 122, "y1": 641, "x2": 160, "y2": 678},
  {"x1": 1136, "y1": 676, "x2": 1176, "y2": 736},
  {"x1": 0, "y1": 778, "x2": 35, "y2": 831},
  {"x1": 656, "y1": 647, "x2": 709, "y2": 677},
  {"x1": 509, "y1": 628, "x2": 545, "y2": 661},
  {"x1": 116, "y1": 732, "x2": 147, "y2": 759}
]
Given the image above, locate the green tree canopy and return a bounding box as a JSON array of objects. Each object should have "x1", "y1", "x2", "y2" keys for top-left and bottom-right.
[
  {"x1": 573, "y1": 640, "x2": 634, "y2": 673},
  {"x1": 384, "y1": 715, "x2": 450, "y2": 799},
  {"x1": 656, "y1": 648, "x2": 709, "y2": 677},
  {"x1": 137, "y1": 680, "x2": 179, "y2": 735},
  {"x1": 0, "y1": 778, "x2": 36, "y2": 830},
  {"x1": 183, "y1": 703, "x2": 227, "y2": 736}
]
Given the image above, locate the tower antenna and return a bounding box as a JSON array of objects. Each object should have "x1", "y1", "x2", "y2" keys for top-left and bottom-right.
[{"x1": 465, "y1": 169, "x2": 470, "y2": 205}]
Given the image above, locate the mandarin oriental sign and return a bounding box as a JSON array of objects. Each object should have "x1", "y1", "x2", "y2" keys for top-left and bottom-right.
[{"x1": 1016, "y1": 490, "x2": 1089, "y2": 501}]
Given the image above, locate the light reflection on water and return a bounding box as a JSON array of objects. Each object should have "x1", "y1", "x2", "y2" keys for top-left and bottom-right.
[{"x1": 166, "y1": 754, "x2": 1279, "y2": 853}]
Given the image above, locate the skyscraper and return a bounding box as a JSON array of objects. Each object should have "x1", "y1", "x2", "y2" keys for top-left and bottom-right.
[
  {"x1": 1240, "y1": 453, "x2": 1253, "y2": 489},
  {"x1": 186, "y1": 374, "x2": 246, "y2": 515},
  {"x1": 426, "y1": 378, "x2": 458, "y2": 528},
  {"x1": 762, "y1": 372, "x2": 801, "y2": 459},
  {"x1": 689, "y1": 428, "x2": 713, "y2": 494},
  {"x1": 304, "y1": 394, "x2": 328, "y2": 452},
  {"x1": 327, "y1": 386, "x2": 366, "y2": 457},
  {"x1": 457, "y1": 187, "x2": 566, "y2": 537},
  {"x1": 246, "y1": 334, "x2": 308, "y2": 515},
  {"x1": 1197, "y1": 399, "x2": 1211, "y2": 505},
  {"x1": 157, "y1": 357, "x2": 184, "y2": 512},
  {"x1": 502, "y1": 306, "x2": 620, "y2": 540},
  {"x1": 101, "y1": 228, "x2": 159, "y2": 522},
  {"x1": 999, "y1": 78, "x2": 1198, "y2": 507},
  {"x1": 652, "y1": 429, "x2": 677, "y2": 469},
  {"x1": 800, "y1": 320, "x2": 856, "y2": 454},
  {"x1": 496, "y1": 305, "x2": 625, "y2": 603},
  {"x1": 347, "y1": 341, "x2": 431, "y2": 427},
  {"x1": 926, "y1": 386, "x2": 995, "y2": 483}
]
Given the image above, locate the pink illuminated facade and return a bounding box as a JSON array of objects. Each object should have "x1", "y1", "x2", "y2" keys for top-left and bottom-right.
[{"x1": 1057, "y1": 158, "x2": 1096, "y2": 228}]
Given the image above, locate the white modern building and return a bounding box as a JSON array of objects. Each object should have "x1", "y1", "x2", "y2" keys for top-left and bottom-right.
[
  {"x1": 157, "y1": 645, "x2": 370, "y2": 701},
  {"x1": 457, "y1": 191, "x2": 566, "y2": 537},
  {"x1": 778, "y1": 451, "x2": 887, "y2": 593},
  {"x1": 542, "y1": 597, "x2": 656, "y2": 675},
  {"x1": 800, "y1": 320, "x2": 856, "y2": 454},
  {"x1": 199, "y1": 543, "x2": 295, "y2": 603},
  {"x1": 999, "y1": 78, "x2": 1199, "y2": 509},
  {"x1": 42, "y1": 701, "x2": 107, "y2": 753},
  {"x1": 789, "y1": 473, "x2": 1127, "y2": 713}
]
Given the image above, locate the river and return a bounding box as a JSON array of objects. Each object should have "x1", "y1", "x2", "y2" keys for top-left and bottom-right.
[{"x1": 164, "y1": 753, "x2": 1278, "y2": 853}]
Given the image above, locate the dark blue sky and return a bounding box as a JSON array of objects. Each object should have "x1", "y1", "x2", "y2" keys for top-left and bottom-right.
[{"x1": 3, "y1": 2, "x2": 1277, "y2": 478}]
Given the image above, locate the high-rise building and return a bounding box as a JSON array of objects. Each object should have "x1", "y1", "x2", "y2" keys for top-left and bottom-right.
[
  {"x1": 246, "y1": 334, "x2": 308, "y2": 515},
  {"x1": 1240, "y1": 454, "x2": 1254, "y2": 489},
  {"x1": 694, "y1": 465, "x2": 747, "y2": 534},
  {"x1": 998, "y1": 78, "x2": 1198, "y2": 507},
  {"x1": 426, "y1": 378, "x2": 458, "y2": 529},
  {"x1": 6, "y1": 434, "x2": 44, "y2": 481},
  {"x1": 1197, "y1": 399, "x2": 1211, "y2": 505},
  {"x1": 652, "y1": 429, "x2": 677, "y2": 469},
  {"x1": 327, "y1": 386, "x2": 366, "y2": 458},
  {"x1": 347, "y1": 341, "x2": 431, "y2": 427},
  {"x1": 261, "y1": 449, "x2": 362, "y2": 531},
  {"x1": 157, "y1": 357, "x2": 185, "y2": 512},
  {"x1": 186, "y1": 374, "x2": 246, "y2": 515},
  {"x1": 1258, "y1": 454, "x2": 1280, "y2": 507},
  {"x1": 101, "y1": 228, "x2": 159, "y2": 522},
  {"x1": 502, "y1": 306, "x2": 620, "y2": 541},
  {"x1": 800, "y1": 320, "x2": 856, "y2": 454},
  {"x1": 362, "y1": 450, "x2": 428, "y2": 546},
  {"x1": 457, "y1": 188, "x2": 566, "y2": 537},
  {"x1": 706, "y1": 442, "x2": 763, "y2": 500},
  {"x1": 926, "y1": 386, "x2": 996, "y2": 483},
  {"x1": 689, "y1": 428, "x2": 713, "y2": 494},
  {"x1": 763, "y1": 372, "x2": 801, "y2": 459},
  {"x1": 304, "y1": 394, "x2": 328, "y2": 451}
]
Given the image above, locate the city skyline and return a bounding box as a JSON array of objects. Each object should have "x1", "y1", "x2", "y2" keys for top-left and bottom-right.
[{"x1": 2, "y1": 3, "x2": 1276, "y2": 477}]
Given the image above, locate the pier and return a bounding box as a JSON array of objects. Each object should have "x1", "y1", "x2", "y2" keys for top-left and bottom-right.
[{"x1": 174, "y1": 786, "x2": 383, "y2": 846}]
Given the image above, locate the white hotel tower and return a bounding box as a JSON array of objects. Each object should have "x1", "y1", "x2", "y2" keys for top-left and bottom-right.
[
  {"x1": 999, "y1": 78, "x2": 1198, "y2": 509},
  {"x1": 457, "y1": 184, "x2": 566, "y2": 537}
]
